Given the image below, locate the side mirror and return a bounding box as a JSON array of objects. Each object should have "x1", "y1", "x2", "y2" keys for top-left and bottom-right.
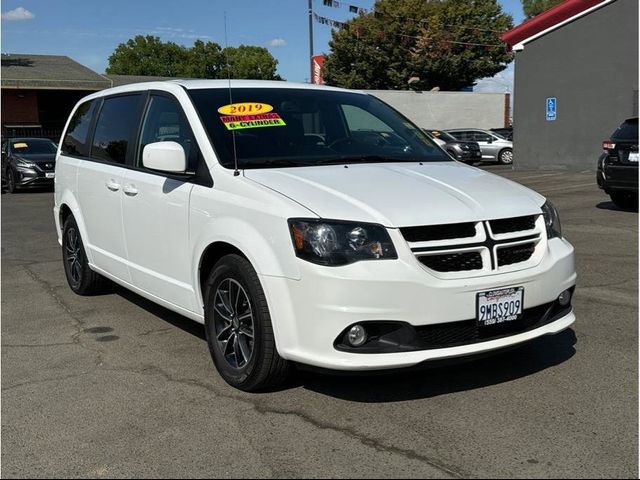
[
  {"x1": 142, "y1": 141, "x2": 186, "y2": 173},
  {"x1": 487, "y1": 137, "x2": 494, "y2": 144}
]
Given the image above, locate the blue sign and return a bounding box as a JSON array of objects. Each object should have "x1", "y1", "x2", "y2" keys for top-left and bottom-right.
[{"x1": 546, "y1": 97, "x2": 557, "y2": 121}]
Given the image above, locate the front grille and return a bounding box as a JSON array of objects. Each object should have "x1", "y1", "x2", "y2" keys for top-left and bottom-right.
[
  {"x1": 415, "y1": 301, "x2": 564, "y2": 349},
  {"x1": 418, "y1": 251, "x2": 482, "y2": 272},
  {"x1": 490, "y1": 215, "x2": 536, "y2": 234},
  {"x1": 498, "y1": 243, "x2": 536, "y2": 267},
  {"x1": 401, "y1": 222, "x2": 476, "y2": 242}
]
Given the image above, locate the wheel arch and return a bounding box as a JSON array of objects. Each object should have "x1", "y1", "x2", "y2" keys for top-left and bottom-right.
[
  {"x1": 57, "y1": 190, "x2": 94, "y2": 264},
  {"x1": 192, "y1": 216, "x2": 301, "y2": 313}
]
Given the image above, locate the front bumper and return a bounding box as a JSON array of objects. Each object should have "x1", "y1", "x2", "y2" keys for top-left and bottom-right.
[
  {"x1": 262, "y1": 232, "x2": 576, "y2": 371},
  {"x1": 14, "y1": 167, "x2": 55, "y2": 187}
]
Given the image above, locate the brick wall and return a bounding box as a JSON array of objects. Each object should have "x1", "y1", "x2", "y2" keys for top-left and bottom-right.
[{"x1": 1, "y1": 89, "x2": 39, "y2": 125}]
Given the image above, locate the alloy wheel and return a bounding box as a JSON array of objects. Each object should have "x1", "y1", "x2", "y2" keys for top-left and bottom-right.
[
  {"x1": 64, "y1": 227, "x2": 83, "y2": 286},
  {"x1": 213, "y1": 278, "x2": 255, "y2": 369},
  {"x1": 501, "y1": 150, "x2": 514, "y2": 164}
]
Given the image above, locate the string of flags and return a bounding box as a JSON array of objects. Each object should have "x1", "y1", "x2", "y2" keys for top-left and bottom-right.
[
  {"x1": 322, "y1": 0, "x2": 368, "y2": 14},
  {"x1": 313, "y1": 13, "x2": 348, "y2": 30},
  {"x1": 315, "y1": 1, "x2": 508, "y2": 36},
  {"x1": 312, "y1": 3, "x2": 509, "y2": 52}
]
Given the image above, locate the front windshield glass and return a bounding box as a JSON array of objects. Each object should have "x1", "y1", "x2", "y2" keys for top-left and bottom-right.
[
  {"x1": 431, "y1": 130, "x2": 457, "y2": 142},
  {"x1": 188, "y1": 88, "x2": 452, "y2": 169},
  {"x1": 11, "y1": 139, "x2": 57, "y2": 155}
]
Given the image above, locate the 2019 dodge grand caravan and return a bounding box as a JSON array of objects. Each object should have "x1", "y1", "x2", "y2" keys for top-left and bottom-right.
[{"x1": 54, "y1": 81, "x2": 576, "y2": 391}]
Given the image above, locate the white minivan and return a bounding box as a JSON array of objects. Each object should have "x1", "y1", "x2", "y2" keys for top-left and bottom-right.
[{"x1": 54, "y1": 80, "x2": 576, "y2": 391}]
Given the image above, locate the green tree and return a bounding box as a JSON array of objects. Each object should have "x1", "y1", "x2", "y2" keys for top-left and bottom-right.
[
  {"x1": 106, "y1": 37, "x2": 283, "y2": 80},
  {"x1": 522, "y1": 0, "x2": 563, "y2": 18},
  {"x1": 180, "y1": 39, "x2": 224, "y2": 79},
  {"x1": 106, "y1": 35, "x2": 188, "y2": 76},
  {"x1": 323, "y1": 0, "x2": 513, "y2": 91},
  {"x1": 221, "y1": 45, "x2": 282, "y2": 80}
]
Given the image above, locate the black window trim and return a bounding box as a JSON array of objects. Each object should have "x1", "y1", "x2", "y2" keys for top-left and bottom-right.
[
  {"x1": 131, "y1": 90, "x2": 213, "y2": 188},
  {"x1": 59, "y1": 90, "x2": 213, "y2": 188}
]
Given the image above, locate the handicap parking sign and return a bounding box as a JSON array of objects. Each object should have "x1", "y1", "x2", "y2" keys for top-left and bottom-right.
[{"x1": 546, "y1": 97, "x2": 557, "y2": 121}]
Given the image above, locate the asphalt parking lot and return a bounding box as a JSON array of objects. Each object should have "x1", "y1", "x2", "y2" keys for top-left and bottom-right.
[{"x1": 2, "y1": 166, "x2": 638, "y2": 478}]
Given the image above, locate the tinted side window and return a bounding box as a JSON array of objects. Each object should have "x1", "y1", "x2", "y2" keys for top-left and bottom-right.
[
  {"x1": 91, "y1": 95, "x2": 142, "y2": 164},
  {"x1": 473, "y1": 131, "x2": 492, "y2": 142},
  {"x1": 62, "y1": 100, "x2": 98, "y2": 157},
  {"x1": 137, "y1": 95, "x2": 200, "y2": 171},
  {"x1": 449, "y1": 131, "x2": 467, "y2": 141}
]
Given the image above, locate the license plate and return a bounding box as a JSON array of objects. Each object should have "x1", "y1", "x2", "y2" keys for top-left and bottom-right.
[
  {"x1": 628, "y1": 152, "x2": 639, "y2": 162},
  {"x1": 45, "y1": 173, "x2": 55, "y2": 179},
  {"x1": 477, "y1": 287, "x2": 524, "y2": 327}
]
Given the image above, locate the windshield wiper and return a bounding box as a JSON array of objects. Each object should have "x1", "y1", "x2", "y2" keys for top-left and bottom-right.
[
  {"x1": 239, "y1": 158, "x2": 309, "y2": 169},
  {"x1": 315, "y1": 155, "x2": 415, "y2": 165}
]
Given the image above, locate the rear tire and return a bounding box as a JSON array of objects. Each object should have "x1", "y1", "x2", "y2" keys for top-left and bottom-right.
[
  {"x1": 610, "y1": 191, "x2": 638, "y2": 211},
  {"x1": 62, "y1": 215, "x2": 110, "y2": 295},
  {"x1": 204, "y1": 254, "x2": 292, "y2": 391},
  {"x1": 498, "y1": 148, "x2": 513, "y2": 165}
]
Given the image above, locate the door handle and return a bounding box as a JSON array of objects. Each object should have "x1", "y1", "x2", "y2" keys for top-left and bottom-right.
[
  {"x1": 105, "y1": 179, "x2": 121, "y2": 191},
  {"x1": 123, "y1": 184, "x2": 138, "y2": 196}
]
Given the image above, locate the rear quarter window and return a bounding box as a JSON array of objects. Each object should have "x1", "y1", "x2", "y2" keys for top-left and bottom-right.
[
  {"x1": 62, "y1": 100, "x2": 98, "y2": 157},
  {"x1": 612, "y1": 119, "x2": 638, "y2": 142}
]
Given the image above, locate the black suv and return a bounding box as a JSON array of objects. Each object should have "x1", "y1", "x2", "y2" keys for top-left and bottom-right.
[
  {"x1": 424, "y1": 129, "x2": 482, "y2": 164},
  {"x1": 597, "y1": 118, "x2": 638, "y2": 209},
  {"x1": 1, "y1": 138, "x2": 58, "y2": 193}
]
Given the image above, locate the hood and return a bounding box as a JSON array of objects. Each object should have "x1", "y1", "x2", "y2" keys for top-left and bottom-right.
[
  {"x1": 14, "y1": 153, "x2": 56, "y2": 163},
  {"x1": 244, "y1": 162, "x2": 546, "y2": 227}
]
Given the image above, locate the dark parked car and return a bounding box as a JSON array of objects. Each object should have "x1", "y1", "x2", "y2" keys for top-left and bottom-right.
[
  {"x1": 490, "y1": 127, "x2": 513, "y2": 141},
  {"x1": 1, "y1": 138, "x2": 57, "y2": 193},
  {"x1": 424, "y1": 129, "x2": 482, "y2": 164},
  {"x1": 597, "y1": 117, "x2": 638, "y2": 209}
]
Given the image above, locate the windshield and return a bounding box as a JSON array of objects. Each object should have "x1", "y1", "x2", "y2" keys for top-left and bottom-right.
[
  {"x1": 188, "y1": 88, "x2": 451, "y2": 169},
  {"x1": 429, "y1": 130, "x2": 457, "y2": 142},
  {"x1": 10, "y1": 139, "x2": 57, "y2": 155}
]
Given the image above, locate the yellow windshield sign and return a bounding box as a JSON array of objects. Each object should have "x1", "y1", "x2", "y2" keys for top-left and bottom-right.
[
  {"x1": 13, "y1": 142, "x2": 28, "y2": 148},
  {"x1": 217, "y1": 102, "x2": 273, "y2": 115}
]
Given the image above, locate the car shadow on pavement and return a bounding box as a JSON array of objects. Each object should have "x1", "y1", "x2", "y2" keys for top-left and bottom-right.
[
  {"x1": 299, "y1": 330, "x2": 577, "y2": 402},
  {"x1": 114, "y1": 285, "x2": 207, "y2": 341},
  {"x1": 596, "y1": 201, "x2": 639, "y2": 212},
  {"x1": 111, "y1": 284, "x2": 577, "y2": 399}
]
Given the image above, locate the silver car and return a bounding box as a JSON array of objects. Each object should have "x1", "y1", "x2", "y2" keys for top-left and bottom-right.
[{"x1": 445, "y1": 129, "x2": 514, "y2": 165}]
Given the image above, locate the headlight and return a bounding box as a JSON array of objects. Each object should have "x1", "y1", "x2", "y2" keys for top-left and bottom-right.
[
  {"x1": 541, "y1": 201, "x2": 562, "y2": 239},
  {"x1": 288, "y1": 219, "x2": 398, "y2": 266},
  {"x1": 15, "y1": 158, "x2": 35, "y2": 168}
]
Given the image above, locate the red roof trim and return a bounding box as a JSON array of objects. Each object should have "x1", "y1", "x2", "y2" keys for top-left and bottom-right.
[{"x1": 501, "y1": 0, "x2": 608, "y2": 47}]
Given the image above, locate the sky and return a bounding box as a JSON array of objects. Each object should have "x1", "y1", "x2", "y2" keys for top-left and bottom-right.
[{"x1": 0, "y1": 0, "x2": 525, "y2": 92}]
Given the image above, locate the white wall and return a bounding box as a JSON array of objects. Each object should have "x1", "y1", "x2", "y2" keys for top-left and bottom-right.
[{"x1": 366, "y1": 90, "x2": 508, "y2": 130}]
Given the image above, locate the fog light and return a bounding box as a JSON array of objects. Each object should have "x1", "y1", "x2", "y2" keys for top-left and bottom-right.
[
  {"x1": 558, "y1": 290, "x2": 571, "y2": 306},
  {"x1": 347, "y1": 324, "x2": 367, "y2": 347}
]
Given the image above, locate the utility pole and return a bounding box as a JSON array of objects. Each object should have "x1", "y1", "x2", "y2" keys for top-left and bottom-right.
[{"x1": 308, "y1": 0, "x2": 314, "y2": 83}]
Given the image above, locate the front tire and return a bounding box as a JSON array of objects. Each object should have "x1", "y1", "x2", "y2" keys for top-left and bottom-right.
[
  {"x1": 204, "y1": 254, "x2": 291, "y2": 391},
  {"x1": 498, "y1": 148, "x2": 513, "y2": 165},
  {"x1": 6, "y1": 168, "x2": 17, "y2": 193},
  {"x1": 610, "y1": 191, "x2": 638, "y2": 211},
  {"x1": 62, "y1": 215, "x2": 109, "y2": 295}
]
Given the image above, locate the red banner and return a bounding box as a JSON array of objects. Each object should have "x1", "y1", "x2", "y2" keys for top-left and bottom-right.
[{"x1": 312, "y1": 55, "x2": 324, "y2": 85}]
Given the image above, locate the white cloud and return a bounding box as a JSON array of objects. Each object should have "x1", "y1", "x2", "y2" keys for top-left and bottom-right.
[
  {"x1": 268, "y1": 38, "x2": 287, "y2": 47},
  {"x1": 1, "y1": 7, "x2": 35, "y2": 21}
]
